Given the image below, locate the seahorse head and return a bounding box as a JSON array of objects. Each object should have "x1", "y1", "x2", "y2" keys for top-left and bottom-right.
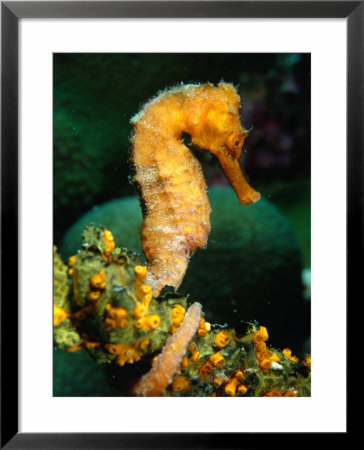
[{"x1": 186, "y1": 82, "x2": 260, "y2": 205}]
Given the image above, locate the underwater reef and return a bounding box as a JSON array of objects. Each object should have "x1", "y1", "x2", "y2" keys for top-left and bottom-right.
[
  {"x1": 61, "y1": 187, "x2": 307, "y2": 352},
  {"x1": 54, "y1": 81, "x2": 310, "y2": 396},
  {"x1": 54, "y1": 225, "x2": 310, "y2": 397}
]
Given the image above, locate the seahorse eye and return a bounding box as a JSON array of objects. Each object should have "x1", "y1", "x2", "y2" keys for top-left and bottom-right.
[{"x1": 225, "y1": 133, "x2": 244, "y2": 155}]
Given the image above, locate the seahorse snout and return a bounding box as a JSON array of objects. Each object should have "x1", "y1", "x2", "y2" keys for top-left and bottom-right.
[{"x1": 215, "y1": 150, "x2": 260, "y2": 205}]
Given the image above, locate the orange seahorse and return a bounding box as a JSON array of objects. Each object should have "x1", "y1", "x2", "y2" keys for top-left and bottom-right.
[
  {"x1": 130, "y1": 82, "x2": 260, "y2": 296},
  {"x1": 132, "y1": 302, "x2": 202, "y2": 396}
]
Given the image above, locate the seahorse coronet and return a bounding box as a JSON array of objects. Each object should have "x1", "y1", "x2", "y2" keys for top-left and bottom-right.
[{"x1": 131, "y1": 82, "x2": 260, "y2": 296}]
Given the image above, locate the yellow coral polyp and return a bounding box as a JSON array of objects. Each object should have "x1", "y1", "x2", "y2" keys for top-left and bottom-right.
[
  {"x1": 116, "y1": 347, "x2": 141, "y2": 366},
  {"x1": 180, "y1": 355, "x2": 189, "y2": 370},
  {"x1": 197, "y1": 317, "x2": 210, "y2": 337},
  {"x1": 132, "y1": 303, "x2": 147, "y2": 319},
  {"x1": 90, "y1": 269, "x2": 106, "y2": 289},
  {"x1": 104, "y1": 229, "x2": 114, "y2": 242},
  {"x1": 260, "y1": 358, "x2": 272, "y2": 371},
  {"x1": 209, "y1": 352, "x2": 225, "y2": 367},
  {"x1": 65, "y1": 343, "x2": 83, "y2": 352},
  {"x1": 84, "y1": 341, "x2": 100, "y2": 349},
  {"x1": 103, "y1": 229, "x2": 115, "y2": 257},
  {"x1": 105, "y1": 317, "x2": 128, "y2": 330},
  {"x1": 139, "y1": 284, "x2": 152, "y2": 297},
  {"x1": 171, "y1": 376, "x2": 190, "y2": 393},
  {"x1": 214, "y1": 330, "x2": 230, "y2": 348},
  {"x1": 189, "y1": 344, "x2": 200, "y2": 362},
  {"x1": 170, "y1": 304, "x2": 186, "y2": 333},
  {"x1": 143, "y1": 293, "x2": 153, "y2": 307},
  {"x1": 53, "y1": 304, "x2": 69, "y2": 326},
  {"x1": 237, "y1": 384, "x2": 249, "y2": 395},
  {"x1": 224, "y1": 377, "x2": 239, "y2": 396},
  {"x1": 253, "y1": 325, "x2": 273, "y2": 371},
  {"x1": 304, "y1": 354, "x2": 311, "y2": 370},
  {"x1": 68, "y1": 255, "x2": 77, "y2": 266},
  {"x1": 134, "y1": 265, "x2": 148, "y2": 281},
  {"x1": 88, "y1": 290, "x2": 101, "y2": 301},
  {"x1": 270, "y1": 353, "x2": 280, "y2": 363},
  {"x1": 135, "y1": 314, "x2": 161, "y2": 331},
  {"x1": 105, "y1": 343, "x2": 124, "y2": 355},
  {"x1": 234, "y1": 370, "x2": 244, "y2": 381},
  {"x1": 105, "y1": 344, "x2": 141, "y2": 365},
  {"x1": 135, "y1": 338, "x2": 150, "y2": 350},
  {"x1": 105, "y1": 304, "x2": 129, "y2": 329},
  {"x1": 253, "y1": 326, "x2": 269, "y2": 342},
  {"x1": 263, "y1": 390, "x2": 281, "y2": 397},
  {"x1": 282, "y1": 348, "x2": 291, "y2": 358},
  {"x1": 171, "y1": 304, "x2": 186, "y2": 322},
  {"x1": 199, "y1": 360, "x2": 214, "y2": 377},
  {"x1": 282, "y1": 348, "x2": 299, "y2": 362},
  {"x1": 106, "y1": 304, "x2": 128, "y2": 320}
]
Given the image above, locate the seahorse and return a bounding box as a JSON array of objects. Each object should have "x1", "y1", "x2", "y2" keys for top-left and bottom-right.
[
  {"x1": 132, "y1": 302, "x2": 202, "y2": 396},
  {"x1": 130, "y1": 82, "x2": 260, "y2": 296}
]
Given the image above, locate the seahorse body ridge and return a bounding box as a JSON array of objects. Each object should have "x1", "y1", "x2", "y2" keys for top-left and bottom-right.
[{"x1": 131, "y1": 82, "x2": 260, "y2": 296}]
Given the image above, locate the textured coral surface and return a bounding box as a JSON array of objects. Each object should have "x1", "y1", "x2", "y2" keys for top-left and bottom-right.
[
  {"x1": 61, "y1": 187, "x2": 308, "y2": 352},
  {"x1": 54, "y1": 226, "x2": 310, "y2": 397}
]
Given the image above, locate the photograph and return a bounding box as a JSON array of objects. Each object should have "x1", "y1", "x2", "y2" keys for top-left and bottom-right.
[{"x1": 53, "y1": 53, "x2": 311, "y2": 397}]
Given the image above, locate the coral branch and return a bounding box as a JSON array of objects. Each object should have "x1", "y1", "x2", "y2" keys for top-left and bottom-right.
[
  {"x1": 132, "y1": 302, "x2": 202, "y2": 397},
  {"x1": 53, "y1": 226, "x2": 311, "y2": 397}
]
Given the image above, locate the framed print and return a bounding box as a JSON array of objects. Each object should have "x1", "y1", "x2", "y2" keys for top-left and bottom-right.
[{"x1": 2, "y1": 1, "x2": 361, "y2": 448}]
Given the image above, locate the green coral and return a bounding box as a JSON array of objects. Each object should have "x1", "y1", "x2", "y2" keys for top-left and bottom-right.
[{"x1": 53, "y1": 224, "x2": 310, "y2": 397}]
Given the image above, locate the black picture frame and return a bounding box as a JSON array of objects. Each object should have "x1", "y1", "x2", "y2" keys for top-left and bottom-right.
[{"x1": 1, "y1": 1, "x2": 360, "y2": 448}]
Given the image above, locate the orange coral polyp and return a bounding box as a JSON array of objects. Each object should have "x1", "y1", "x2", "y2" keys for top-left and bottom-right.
[
  {"x1": 237, "y1": 384, "x2": 249, "y2": 395},
  {"x1": 180, "y1": 355, "x2": 189, "y2": 370},
  {"x1": 263, "y1": 390, "x2": 282, "y2": 397},
  {"x1": 283, "y1": 348, "x2": 299, "y2": 362},
  {"x1": 253, "y1": 325, "x2": 273, "y2": 371},
  {"x1": 209, "y1": 352, "x2": 225, "y2": 367},
  {"x1": 105, "y1": 304, "x2": 129, "y2": 329},
  {"x1": 68, "y1": 255, "x2": 77, "y2": 266},
  {"x1": 106, "y1": 304, "x2": 128, "y2": 319},
  {"x1": 171, "y1": 304, "x2": 186, "y2": 320},
  {"x1": 171, "y1": 376, "x2": 190, "y2": 393},
  {"x1": 88, "y1": 290, "x2": 101, "y2": 301},
  {"x1": 304, "y1": 355, "x2": 311, "y2": 370},
  {"x1": 103, "y1": 229, "x2": 115, "y2": 257},
  {"x1": 135, "y1": 314, "x2": 161, "y2": 331},
  {"x1": 224, "y1": 378, "x2": 239, "y2": 396},
  {"x1": 139, "y1": 284, "x2": 152, "y2": 297},
  {"x1": 131, "y1": 83, "x2": 260, "y2": 296},
  {"x1": 253, "y1": 326, "x2": 269, "y2": 342},
  {"x1": 197, "y1": 317, "x2": 209, "y2": 337},
  {"x1": 53, "y1": 304, "x2": 69, "y2": 326},
  {"x1": 198, "y1": 360, "x2": 214, "y2": 377},
  {"x1": 90, "y1": 269, "x2": 106, "y2": 289},
  {"x1": 132, "y1": 303, "x2": 147, "y2": 319},
  {"x1": 134, "y1": 265, "x2": 148, "y2": 281},
  {"x1": 214, "y1": 330, "x2": 230, "y2": 348}
]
